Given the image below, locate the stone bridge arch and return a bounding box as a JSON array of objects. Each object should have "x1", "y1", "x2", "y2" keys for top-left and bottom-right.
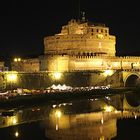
[
  {"x1": 123, "y1": 94, "x2": 140, "y2": 110},
  {"x1": 123, "y1": 71, "x2": 140, "y2": 87}
]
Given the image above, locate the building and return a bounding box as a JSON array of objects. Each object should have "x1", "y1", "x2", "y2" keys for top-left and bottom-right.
[
  {"x1": 11, "y1": 18, "x2": 140, "y2": 72},
  {"x1": 7, "y1": 17, "x2": 140, "y2": 88},
  {"x1": 11, "y1": 57, "x2": 40, "y2": 72},
  {"x1": 40, "y1": 18, "x2": 140, "y2": 72}
]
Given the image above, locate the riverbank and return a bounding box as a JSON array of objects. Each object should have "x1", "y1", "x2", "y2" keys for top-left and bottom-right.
[{"x1": 0, "y1": 87, "x2": 136, "y2": 109}]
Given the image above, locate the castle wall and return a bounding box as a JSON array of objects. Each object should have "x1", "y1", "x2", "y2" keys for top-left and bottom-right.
[
  {"x1": 2, "y1": 70, "x2": 140, "y2": 90},
  {"x1": 11, "y1": 58, "x2": 40, "y2": 72},
  {"x1": 0, "y1": 71, "x2": 111, "y2": 90},
  {"x1": 42, "y1": 55, "x2": 69, "y2": 71},
  {"x1": 40, "y1": 55, "x2": 140, "y2": 72},
  {"x1": 44, "y1": 36, "x2": 115, "y2": 56},
  {"x1": 11, "y1": 54, "x2": 140, "y2": 74}
]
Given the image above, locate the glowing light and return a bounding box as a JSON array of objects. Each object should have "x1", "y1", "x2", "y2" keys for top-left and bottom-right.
[
  {"x1": 63, "y1": 103, "x2": 66, "y2": 106},
  {"x1": 14, "y1": 58, "x2": 17, "y2": 62},
  {"x1": 114, "y1": 62, "x2": 118, "y2": 67},
  {"x1": 15, "y1": 131, "x2": 19, "y2": 137},
  {"x1": 101, "y1": 117, "x2": 104, "y2": 124},
  {"x1": 104, "y1": 105, "x2": 114, "y2": 112},
  {"x1": 6, "y1": 73, "x2": 17, "y2": 82},
  {"x1": 97, "y1": 34, "x2": 104, "y2": 39},
  {"x1": 53, "y1": 72, "x2": 62, "y2": 80},
  {"x1": 14, "y1": 57, "x2": 21, "y2": 62},
  {"x1": 52, "y1": 105, "x2": 57, "y2": 108},
  {"x1": 56, "y1": 124, "x2": 58, "y2": 131},
  {"x1": 54, "y1": 110, "x2": 62, "y2": 131},
  {"x1": 12, "y1": 118, "x2": 17, "y2": 124},
  {"x1": 114, "y1": 110, "x2": 118, "y2": 114},
  {"x1": 104, "y1": 70, "x2": 114, "y2": 76},
  {"x1": 18, "y1": 58, "x2": 21, "y2": 61},
  {"x1": 100, "y1": 136, "x2": 105, "y2": 140},
  {"x1": 55, "y1": 110, "x2": 62, "y2": 118}
]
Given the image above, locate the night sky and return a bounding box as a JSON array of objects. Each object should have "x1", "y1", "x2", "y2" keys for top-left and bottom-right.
[{"x1": 0, "y1": 0, "x2": 140, "y2": 59}]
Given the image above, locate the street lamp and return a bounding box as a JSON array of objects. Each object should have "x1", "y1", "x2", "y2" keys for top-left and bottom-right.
[{"x1": 14, "y1": 57, "x2": 21, "y2": 62}]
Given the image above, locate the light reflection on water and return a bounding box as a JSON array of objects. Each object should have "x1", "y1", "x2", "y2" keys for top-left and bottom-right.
[{"x1": 0, "y1": 92, "x2": 140, "y2": 139}]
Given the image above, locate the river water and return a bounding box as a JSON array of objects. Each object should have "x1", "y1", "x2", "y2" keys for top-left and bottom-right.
[{"x1": 0, "y1": 91, "x2": 140, "y2": 140}]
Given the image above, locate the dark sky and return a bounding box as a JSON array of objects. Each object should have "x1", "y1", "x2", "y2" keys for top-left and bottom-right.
[{"x1": 0, "y1": 0, "x2": 140, "y2": 58}]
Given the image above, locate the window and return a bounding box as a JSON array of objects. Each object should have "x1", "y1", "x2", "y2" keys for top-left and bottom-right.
[{"x1": 83, "y1": 52, "x2": 86, "y2": 56}]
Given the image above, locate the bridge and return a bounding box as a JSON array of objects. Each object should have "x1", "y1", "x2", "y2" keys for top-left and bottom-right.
[
  {"x1": 100, "y1": 69, "x2": 140, "y2": 87},
  {"x1": 123, "y1": 94, "x2": 140, "y2": 111}
]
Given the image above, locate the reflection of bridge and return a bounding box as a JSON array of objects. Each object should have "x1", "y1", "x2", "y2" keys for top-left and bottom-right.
[
  {"x1": 123, "y1": 94, "x2": 140, "y2": 112},
  {"x1": 47, "y1": 95, "x2": 140, "y2": 140},
  {"x1": 108, "y1": 93, "x2": 140, "y2": 112}
]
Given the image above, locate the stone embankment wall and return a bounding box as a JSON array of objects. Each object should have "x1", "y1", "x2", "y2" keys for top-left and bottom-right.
[{"x1": 0, "y1": 71, "x2": 121, "y2": 90}]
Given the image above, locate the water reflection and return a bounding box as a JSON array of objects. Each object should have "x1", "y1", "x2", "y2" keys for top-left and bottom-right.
[
  {"x1": 14, "y1": 130, "x2": 19, "y2": 138},
  {"x1": 0, "y1": 92, "x2": 140, "y2": 139},
  {"x1": 47, "y1": 110, "x2": 117, "y2": 140}
]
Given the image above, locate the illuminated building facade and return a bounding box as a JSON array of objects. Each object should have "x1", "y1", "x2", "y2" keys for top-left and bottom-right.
[
  {"x1": 11, "y1": 18, "x2": 140, "y2": 72},
  {"x1": 41, "y1": 18, "x2": 140, "y2": 72},
  {"x1": 11, "y1": 58, "x2": 39, "y2": 72},
  {"x1": 44, "y1": 19, "x2": 116, "y2": 56}
]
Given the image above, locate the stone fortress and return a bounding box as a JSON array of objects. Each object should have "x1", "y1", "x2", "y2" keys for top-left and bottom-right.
[
  {"x1": 5, "y1": 16, "x2": 140, "y2": 89},
  {"x1": 41, "y1": 18, "x2": 140, "y2": 72},
  {"x1": 12, "y1": 16, "x2": 140, "y2": 72}
]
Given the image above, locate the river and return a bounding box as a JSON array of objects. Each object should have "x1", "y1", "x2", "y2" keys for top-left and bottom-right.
[{"x1": 0, "y1": 90, "x2": 140, "y2": 140}]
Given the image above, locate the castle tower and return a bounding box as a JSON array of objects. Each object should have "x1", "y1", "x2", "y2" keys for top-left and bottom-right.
[
  {"x1": 42, "y1": 19, "x2": 116, "y2": 71},
  {"x1": 44, "y1": 19, "x2": 116, "y2": 57}
]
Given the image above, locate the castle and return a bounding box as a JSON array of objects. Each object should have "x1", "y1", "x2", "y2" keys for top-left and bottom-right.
[
  {"x1": 41, "y1": 18, "x2": 140, "y2": 72},
  {"x1": 12, "y1": 18, "x2": 140, "y2": 72},
  {"x1": 2, "y1": 17, "x2": 140, "y2": 89}
]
